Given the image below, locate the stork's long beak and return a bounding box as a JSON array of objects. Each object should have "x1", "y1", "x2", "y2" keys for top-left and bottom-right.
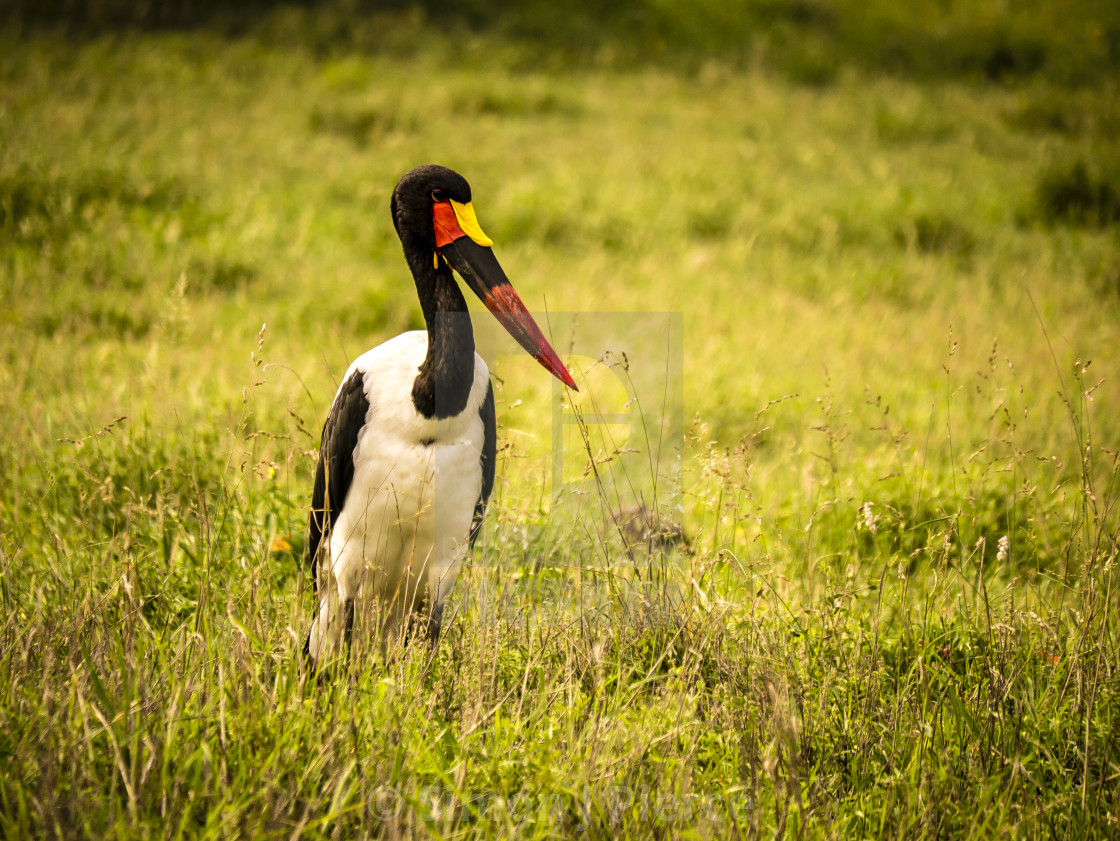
[{"x1": 435, "y1": 200, "x2": 578, "y2": 390}]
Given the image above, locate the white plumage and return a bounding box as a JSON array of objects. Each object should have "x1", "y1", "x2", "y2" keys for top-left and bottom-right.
[{"x1": 306, "y1": 332, "x2": 490, "y2": 661}]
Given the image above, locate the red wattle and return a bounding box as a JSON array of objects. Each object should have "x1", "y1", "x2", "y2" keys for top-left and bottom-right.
[{"x1": 433, "y1": 201, "x2": 466, "y2": 248}]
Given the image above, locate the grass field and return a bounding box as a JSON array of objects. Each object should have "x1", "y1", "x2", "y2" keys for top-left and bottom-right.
[{"x1": 2, "y1": 2, "x2": 1119, "y2": 838}]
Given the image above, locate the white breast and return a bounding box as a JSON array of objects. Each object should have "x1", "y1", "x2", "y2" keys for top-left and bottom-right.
[{"x1": 325, "y1": 331, "x2": 490, "y2": 629}]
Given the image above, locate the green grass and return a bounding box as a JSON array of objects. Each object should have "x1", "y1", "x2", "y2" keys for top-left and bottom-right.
[{"x1": 2, "y1": 3, "x2": 1119, "y2": 838}]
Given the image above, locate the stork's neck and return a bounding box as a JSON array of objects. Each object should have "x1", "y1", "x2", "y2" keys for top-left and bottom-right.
[{"x1": 411, "y1": 259, "x2": 476, "y2": 419}]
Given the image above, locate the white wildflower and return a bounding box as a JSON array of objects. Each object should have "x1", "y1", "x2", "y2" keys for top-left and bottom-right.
[
  {"x1": 997, "y1": 535, "x2": 1010, "y2": 563},
  {"x1": 860, "y1": 501, "x2": 878, "y2": 535}
]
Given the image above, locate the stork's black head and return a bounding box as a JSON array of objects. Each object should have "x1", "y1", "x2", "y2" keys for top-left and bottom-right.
[
  {"x1": 390, "y1": 164, "x2": 473, "y2": 247},
  {"x1": 389, "y1": 164, "x2": 577, "y2": 390}
]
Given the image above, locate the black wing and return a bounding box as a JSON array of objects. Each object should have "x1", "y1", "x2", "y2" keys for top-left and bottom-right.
[
  {"x1": 308, "y1": 368, "x2": 370, "y2": 592},
  {"x1": 469, "y1": 379, "x2": 496, "y2": 548}
]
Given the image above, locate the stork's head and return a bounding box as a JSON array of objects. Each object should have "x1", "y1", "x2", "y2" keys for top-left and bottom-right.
[{"x1": 391, "y1": 164, "x2": 577, "y2": 390}]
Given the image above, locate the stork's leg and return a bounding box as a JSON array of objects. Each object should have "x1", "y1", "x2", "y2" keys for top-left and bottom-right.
[
  {"x1": 424, "y1": 600, "x2": 445, "y2": 648},
  {"x1": 304, "y1": 580, "x2": 355, "y2": 676},
  {"x1": 421, "y1": 555, "x2": 463, "y2": 652},
  {"x1": 342, "y1": 597, "x2": 356, "y2": 668}
]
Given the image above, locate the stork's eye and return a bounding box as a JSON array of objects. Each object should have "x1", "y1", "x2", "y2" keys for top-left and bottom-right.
[{"x1": 431, "y1": 188, "x2": 446, "y2": 202}]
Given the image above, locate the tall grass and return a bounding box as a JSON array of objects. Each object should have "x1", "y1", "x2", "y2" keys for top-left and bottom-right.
[
  {"x1": 2, "y1": 325, "x2": 1115, "y2": 837},
  {"x1": 1, "y1": 4, "x2": 1119, "y2": 838}
]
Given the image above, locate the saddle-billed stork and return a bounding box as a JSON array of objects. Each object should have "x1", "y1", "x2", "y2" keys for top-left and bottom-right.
[{"x1": 303, "y1": 164, "x2": 576, "y2": 669}]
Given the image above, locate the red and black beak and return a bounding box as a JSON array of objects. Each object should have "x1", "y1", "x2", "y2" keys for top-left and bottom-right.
[{"x1": 434, "y1": 200, "x2": 578, "y2": 390}]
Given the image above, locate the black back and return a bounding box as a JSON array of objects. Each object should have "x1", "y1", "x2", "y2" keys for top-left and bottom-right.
[
  {"x1": 470, "y1": 380, "x2": 497, "y2": 547},
  {"x1": 307, "y1": 368, "x2": 370, "y2": 592}
]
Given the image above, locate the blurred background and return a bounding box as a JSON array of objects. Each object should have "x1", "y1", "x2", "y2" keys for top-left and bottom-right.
[
  {"x1": 2, "y1": 3, "x2": 1119, "y2": 836},
  {"x1": 3, "y1": 0, "x2": 1117, "y2": 513}
]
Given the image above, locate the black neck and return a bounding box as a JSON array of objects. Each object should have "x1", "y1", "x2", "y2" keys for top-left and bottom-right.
[{"x1": 409, "y1": 256, "x2": 476, "y2": 419}]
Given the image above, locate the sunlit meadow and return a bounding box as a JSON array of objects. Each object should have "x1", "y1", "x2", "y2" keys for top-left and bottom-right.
[{"x1": 1, "y1": 2, "x2": 1118, "y2": 837}]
